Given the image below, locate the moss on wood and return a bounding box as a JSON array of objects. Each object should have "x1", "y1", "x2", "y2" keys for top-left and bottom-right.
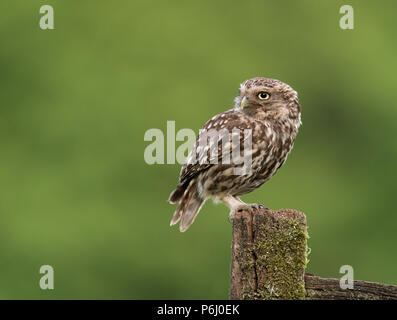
[{"x1": 230, "y1": 208, "x2": 309, "y2": 300}]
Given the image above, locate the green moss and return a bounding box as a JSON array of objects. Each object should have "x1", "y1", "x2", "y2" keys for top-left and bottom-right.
[{"x1": 242, "y1": 214, "x2": 309, "y2": 300}]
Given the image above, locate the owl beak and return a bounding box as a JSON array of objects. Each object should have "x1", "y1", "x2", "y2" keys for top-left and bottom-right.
[{"x1": 240, "y1": 96, "x2": 249, "y2": 109}]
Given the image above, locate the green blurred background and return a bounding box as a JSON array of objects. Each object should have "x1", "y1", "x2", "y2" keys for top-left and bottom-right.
[{"x1": 0, "y1": 0, "x2": 396, "y2": 299}]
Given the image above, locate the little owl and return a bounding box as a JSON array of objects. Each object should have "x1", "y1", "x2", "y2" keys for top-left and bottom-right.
[{"x1": 168, "y1": 77, "x2": 301, "y2": 232}]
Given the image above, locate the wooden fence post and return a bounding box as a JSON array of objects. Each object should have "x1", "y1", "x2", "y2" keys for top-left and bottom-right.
[
  {"x1": 230, "y1": 207, "x2": 308, "y2": 299},
  {"x1": 229, "y1": 207, "x2": 397, "y2": 300}
]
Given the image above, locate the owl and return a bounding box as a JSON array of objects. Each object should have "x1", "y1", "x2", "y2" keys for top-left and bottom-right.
[{"x1": 168, "y1": 77, "x2": 301, "y2": 232}]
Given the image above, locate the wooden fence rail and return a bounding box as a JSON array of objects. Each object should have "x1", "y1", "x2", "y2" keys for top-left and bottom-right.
[{"x1": 229, "y1": 207, "x2": 397, "y2": 300}]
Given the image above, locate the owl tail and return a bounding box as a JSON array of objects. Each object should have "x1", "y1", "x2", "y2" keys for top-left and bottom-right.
[{"x1": 169, "y1": 180, "x2": 206, "y2": 232}]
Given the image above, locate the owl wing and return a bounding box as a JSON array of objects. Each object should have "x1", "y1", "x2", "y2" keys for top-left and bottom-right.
[
  {"x1": 168, "y1": 109, "x2": 251, "y2": 204},
  {"x1": 178, "y1": 109, "x2": 252, "y2": 186}
]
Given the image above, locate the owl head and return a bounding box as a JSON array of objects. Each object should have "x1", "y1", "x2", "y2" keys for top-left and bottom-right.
[{"x1": 234, "y1": 77, "x2": 301, "y2": 123}]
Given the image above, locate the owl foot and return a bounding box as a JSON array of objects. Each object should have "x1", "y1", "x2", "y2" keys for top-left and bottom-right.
[
  {"x1": 228, "y1": 204, "x2": 269, "y2": 223},
  {"x1": 228, "y1": 204, "x2": 254, "y2": 222},
  {"x1": 228, "y1": 204, "x2": 251, "y2": 222},
  {"x1": 222, "y1": 196, "x2": 268, "y2": 223}
]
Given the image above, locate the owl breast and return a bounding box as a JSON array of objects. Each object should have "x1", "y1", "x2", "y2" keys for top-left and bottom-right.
[
  {"x1": 201, "y1": 119, "x2": 298, "y2": 198},
  {"x1": 235, "y1": 121, "x2": 296, "y2": 195}
]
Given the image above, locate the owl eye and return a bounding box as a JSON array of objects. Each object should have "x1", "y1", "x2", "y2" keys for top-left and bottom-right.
[{"x1": 258, "y1": 92, "x2": 270, "y2": 100}]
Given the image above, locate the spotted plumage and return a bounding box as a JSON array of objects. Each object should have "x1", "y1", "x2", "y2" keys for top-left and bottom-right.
[{"x1": 169, "y1": 77, "x2": 302, "y2": 232}]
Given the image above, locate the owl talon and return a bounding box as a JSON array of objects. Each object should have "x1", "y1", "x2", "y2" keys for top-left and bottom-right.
[
  {"x1": 250, "y1": 203, "x2": 269, "y2": 210},
  {"x1": 258, "y1": 204, "x2": 269, "y2": 209},
  {"x1": 228, "y1": 212, "x2": 235, "y2": 223}
]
